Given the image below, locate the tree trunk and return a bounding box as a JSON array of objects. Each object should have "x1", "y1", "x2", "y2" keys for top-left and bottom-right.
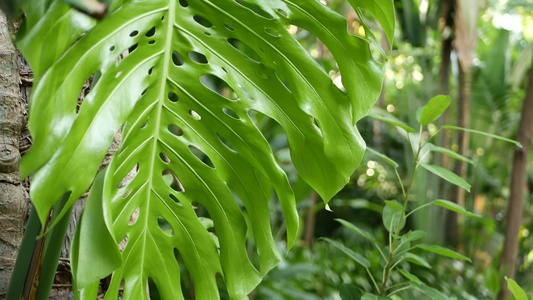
[
  {"x1": 446, "y1": 63, "x2": 471, "y2": 248},
  {"x1": 497, "y1": 62, "x2": 533, "y2": 300},
  {"x1": 0, "y1": 11, "x2": 30, "y2": 297},
  {"x1": 438, "y1": 0, "x2": 455, "y2": 172}
]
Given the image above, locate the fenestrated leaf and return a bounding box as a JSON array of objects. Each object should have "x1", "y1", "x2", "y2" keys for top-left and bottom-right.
[
  {"x1": 433, "y1": 199, "x2": 481, "y2": 218},
  {"x1": 71, "y1": 170, "x2": 122, "y2": 288},
  {"x1": 426, "y1": 143, "x2": 476, "y2": 166},
  {"x1": 59, "y1": 0, "x2": 107, "y2": 18},
  {"x1": 322, "y1": 238, "x2": 371, "y2": 268},
  {"x1": 442, "y1": 125, "x2": 522, "y2": 148},
  {"x1": 505, "y1": 276, "x2": 529, "y2": 300},
  {"x1": 417, "y1": 244, "x2": 471, "y2": 262},
  {"x1": 336, "y1": 218, "x2": 377, "y2": 243},
  {"x1": 347, "y1": 0, "x2": 395, "y2": 52},
  {"x1": 18, "y1": 0, "x2": 391, "y2": 298},
  {"x1": 418, "y1": 95, "x2": 450, "y2": 125},
  {"x1": 420, "y1": 164, "x2": 471, "y2": 192}
]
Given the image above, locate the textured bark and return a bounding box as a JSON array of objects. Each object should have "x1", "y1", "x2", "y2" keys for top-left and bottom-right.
[
  {"x1": 497, "y1": 63, "x2": 533, "y2": 300},
  {"x1": 438, "y1": 0, "x2": 455, "y2": 172},
  {"x1": 0, "y1": 11, "x2": 30, "y2": 297},
  {"x1": 446, "y1": 63, "x2": 471, "y2": 248}
]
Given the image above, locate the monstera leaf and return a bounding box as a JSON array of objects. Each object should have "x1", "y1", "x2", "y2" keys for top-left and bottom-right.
[{"x1": 17, "y1": 0, "x2": 393, "y2": 298}]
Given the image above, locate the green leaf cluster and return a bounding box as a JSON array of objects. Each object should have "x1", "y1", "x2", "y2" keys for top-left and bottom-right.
[{"x1": 13, "y1": 0, "x2": 395, "y2": 298}]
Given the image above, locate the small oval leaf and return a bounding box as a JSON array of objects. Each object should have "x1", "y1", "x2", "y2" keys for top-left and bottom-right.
[
  {"x1": 399, "y1": 269, "x2": 421, "y2": 285},
  {"x1": 367, "y1": 108, "x2": 417, "y2": 133},
  {"x1": 335, "y1": 218, "x2": 376, "y2": 243},
  {"x1": 433, "y1": 199, "x2": 481, "y2": 218},
  {"x1": 418, "y1": 95, "x2": 451, "y2": 125},
  {"x1": 417, "y1": 244, "x2": 471, "y2": 262},
  {"x1": 421, "y1": 164, "x2": 471, "y2": 192},
  {"x1": 505, "y1": 276, "x2": 529, "y2": 300},
  {"x1": 322, "y1": 238, "x2": 371, "y2": 268}
]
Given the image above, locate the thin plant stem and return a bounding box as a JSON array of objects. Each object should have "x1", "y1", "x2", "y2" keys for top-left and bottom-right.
[
  {"x1": 366, "y1": 267, "x2": 380, "y2": 293},
  {"x1": 385, "y1": 281, "x2": 410, "y2": 291},
  {"x1": 379, "y1": 125, "x2": 425, "y2": 295},
  {"x1": 405, "y1": 201, "x2": 434, "y2": 218},
  {"x1": 388, "y1": 285, "x2": 413, "y2": 296},
  {"x1": 374, "y1": 242, "x2": 388, "y2": 261}
]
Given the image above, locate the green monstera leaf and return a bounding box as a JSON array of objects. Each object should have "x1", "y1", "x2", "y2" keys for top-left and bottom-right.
[{"x1": 18, "y1": 0, "x2": 394, "y2": 298}]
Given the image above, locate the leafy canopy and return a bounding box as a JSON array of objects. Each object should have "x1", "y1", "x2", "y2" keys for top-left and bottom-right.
[{"x1": 17, "y1": 0, "x2": 394, "y2": 298}]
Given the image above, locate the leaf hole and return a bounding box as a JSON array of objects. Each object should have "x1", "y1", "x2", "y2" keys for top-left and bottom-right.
[
  {"x1": 256, "y1": 72, "x2": 268, "y2": 79},
  {"x1": 115, "y1": 70, "x2": 122, "y2": 78},
  {"x1": 193, "y1": 15, "x2": 213, "y2": 28},
  {"x1": 189, "y1": 145, "x2": 215, "y2": 168},
  {"x1": 264, "y1": 28, "x2": 280, "y2": 38},
  {"x1": 204, "y1": 31, "x2": 211, "y2": 36},
  {"x1": 216, "y1": 132, "x2": 238, "y2": 152},
  {"x1": 145, "y1": 26, "x2": 156, "y2": 37},
  {"x1": 240, "y1": 85, "x2": 255, "y2": 100},
  {"x1": 148, "y1": 40, "x2": 156, "y2": 45},
  {"x1": 227, "y1": 38, "x2": 262, "y2": 63},
  {"x1": 179, "y1": 0, "x2": 188, "y2": 7},
  {"x1": 122, "y1": 189, "x2": 133, "y2": 199},
  {"x1": 200, "y1": 74, "x2": 238, "y2": 101},
  {"x1": 148, "y1": 67, "x2": 154, "y2": 75},
  {"x1": 129, "y1": 30, "x2": 139, "y2": 37},
  {"x1": 129, "y1": 43, "x2": 138, "y2": 53},
  {"x1": 168, "y1": 91, "x2": 179, "y2": 102},
  {"x1": 189, "y1": 51, "x2": 208, "y2": 64},
  {"x1": 235, "y1": 0, "x2": 274, "y2": 19},
  {"x1": 224, "y1": 24, "x2": 234, "y2": 31},
  {"x1": 109, "y1": 45, "x2": 116, "y2": 51},
  {"x1": 129, "y1": 207, "x2": 140, "y2": 225},
  {"x1": 118, "y1": 236, "x2": 128, "y2": 252},
  {"x1": 157, "y1": 217, "x2": 174, "y2": 236},
  {"x1": 117, "y1": 163, "x2": 139, "y2": 189},
  {"x1": 189, "y1": 110, "x2": 201, "y2": 120},
  {"x1": 169, "y1": 193, "x2": 182, "y2": 206},
  {"x1": 140, "y1": 119, "x2": 148, "y2": 129},
  {"x1": 168, "y1": 124, "x2": 184, "y2": 136},
  {"x1": 275, "y1": 71, "x2": 291, "y2": 92},
  {"x1": 147, "y1": 277, "x2": 161, "y2": 299},
  {"x1": 277, "y1": 8, "x2": 289, "y2": 18},
  {"x1": 162, "y1": 169, "x2": 185, "y2": 192},
  {"x1": 172, "y1": 51, "x2": 184, "y2": 66},
  {"x1": 159, "y1": 152, "x2": 171, "y2": 163},
  {"x1": 223, "y1": 107, "x2": 240, "y2": 120}
]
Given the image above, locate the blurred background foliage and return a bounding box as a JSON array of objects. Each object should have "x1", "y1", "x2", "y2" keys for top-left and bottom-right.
[{"x1": 188, "y1": 0, "x2": 533, "y2": 298}]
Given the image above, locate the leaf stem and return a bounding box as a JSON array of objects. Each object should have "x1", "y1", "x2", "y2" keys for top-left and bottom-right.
[
  {"x1": 388, "y1": 285, "x2": 413, "y2": 296},
  {"x1": 405, "y1": 201, "x2": 434, "y2": 218},
  {"x1": 379, "y1": 125, "x2": 424, "y2": 295},
  {"x1": 366, "y1": 267, "x2": 380, "y2": 293}
]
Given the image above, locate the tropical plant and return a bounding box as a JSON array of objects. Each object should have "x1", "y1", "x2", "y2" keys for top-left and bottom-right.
[
  {"x1": 323, "y1": 95, "x2": 521, "y2": 299},
  {"x1": 6, "y1": 0, "x2": 396, "y2": 299}
]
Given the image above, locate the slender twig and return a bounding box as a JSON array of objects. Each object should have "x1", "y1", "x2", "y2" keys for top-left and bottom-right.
[
  {"x1": 388, "y1": 285, "x2": 413, "y2": 296},
  {"x1": 385, "y1": 281, "x2": 410, "y2": 291},
  {"x1": 405, "y1": 201, "x2": 434, "y2": 218},
  {"x1": 366, "y1": 267, "x2": 380, "y2": 293}
]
